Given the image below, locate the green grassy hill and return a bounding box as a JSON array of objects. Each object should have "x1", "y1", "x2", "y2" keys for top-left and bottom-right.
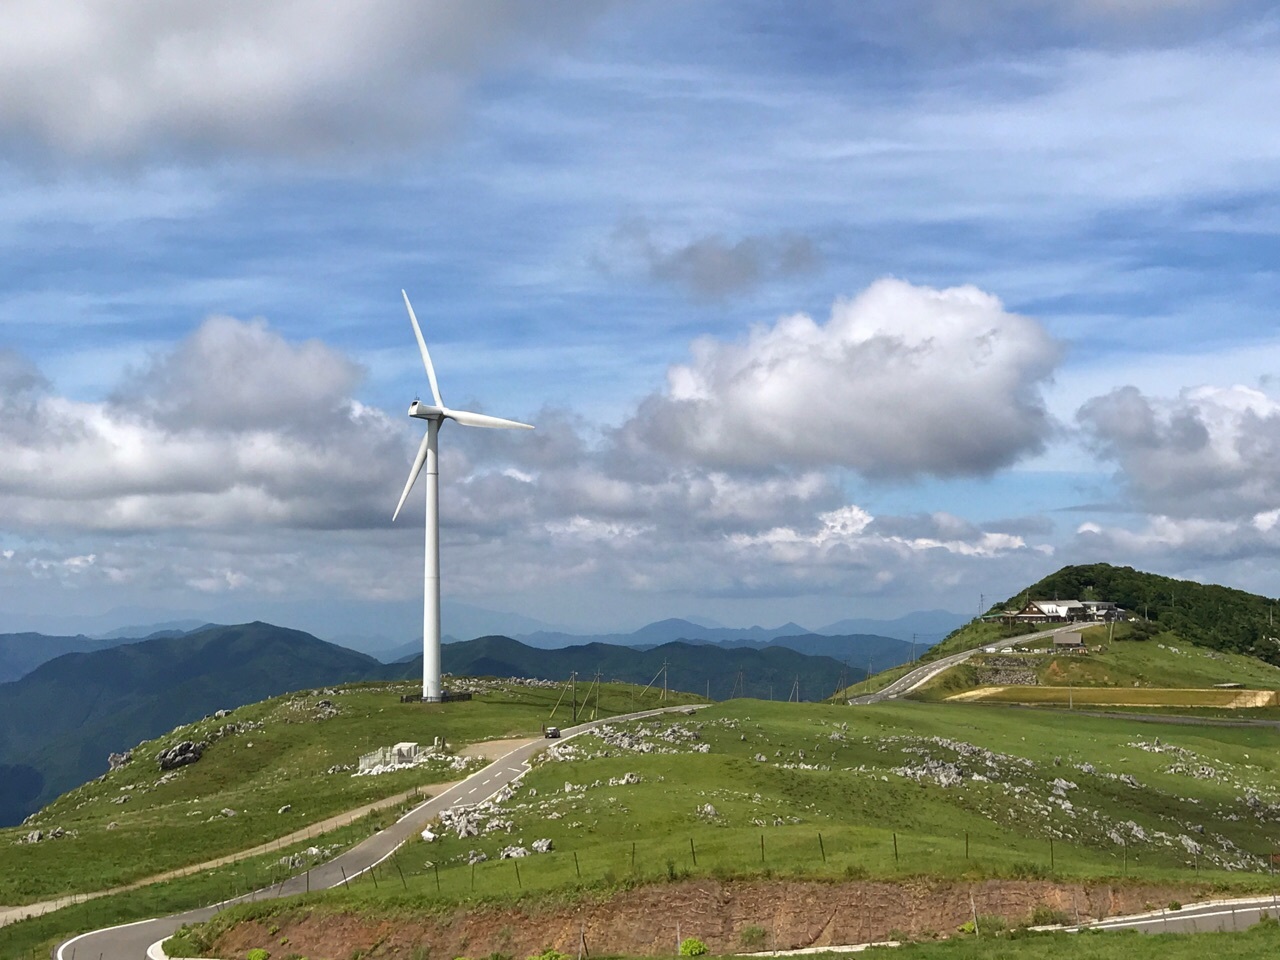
[
  {"x1": 0, "y1": 622, "x2": 397, "y2": 827},
  {"x1": 0, "y1": 677, "x2": 699, "y2": 909},
  {"x1": 918, "y1": 564, "x2": 1280, "y2": 668},
  {"x1": 175, "y1": 697, "x2": 1280, "y2": 959}
]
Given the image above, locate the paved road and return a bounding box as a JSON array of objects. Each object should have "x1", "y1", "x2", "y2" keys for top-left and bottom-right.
[
  {"x1": 847, "y1": 624, "x2": 1083, "y2": 704},
  {"x1": 1065, "y1": 892, "x2": 1280, "y2": 934},
  {"x1": 56, "y1": 703, "x2": 705, "y2": 960}
]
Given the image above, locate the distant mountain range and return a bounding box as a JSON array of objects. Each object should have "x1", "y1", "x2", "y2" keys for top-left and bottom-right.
[
  {"x1": 374, "y1": 613, "x2": 957, "y2": 664},
  {"x1": 0, "y1": 622, "x2": 885, "y2": 827},
  {"x1": 0, "y1": 622, "x2": 392, "y2": 827},
  {"x1": 430, "y1": 634, "x2": 865, "y2": 702}
]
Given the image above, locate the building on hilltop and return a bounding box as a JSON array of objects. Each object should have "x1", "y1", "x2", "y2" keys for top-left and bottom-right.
[{"x1": 1001, "y1": 599, "x2": 1123, "y2": 625}]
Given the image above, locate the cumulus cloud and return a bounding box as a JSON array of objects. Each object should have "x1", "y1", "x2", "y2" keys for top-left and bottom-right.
[
  {"x1": 603, "y1": 221, "x2": 821, "y2": 300},
  {"x1": 1078, "y1": 383, "x2": 1280, "y2": 519},
  {"x1": 619, "y1": 278, "x2": 1062, "y2": 476},
  {"x1": 0, "y1": 0, "x2": 605, "y2": 161},
  {"x1": 0, "y1": 291, "x2": 1059, "y2": 624},
  {"x1": 0, "y1": 316, "x2": 407, "y2": 531}
]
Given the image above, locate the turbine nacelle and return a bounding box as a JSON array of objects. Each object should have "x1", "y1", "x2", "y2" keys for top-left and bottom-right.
[
  {"x1": 408, "y1": 399, "x2": 533, "y2": 430},
  {"x1": 393, "y1": 287, "x2": 534, "y2": 539}
]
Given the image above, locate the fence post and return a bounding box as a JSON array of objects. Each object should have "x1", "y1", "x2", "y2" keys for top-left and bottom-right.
[
  {"x1": 761, "y1": 835, "x2": 765, "y2": 862},
  {"x1": 515, "y1": 859, "x2": 522, "y2": 888},
  {"x1": 690, "y1": 838, "x2": 697, "y2": 866},
  {"x1": 1050, "y1": 838, "x2": 1054, "y2": 872},
  {"x1": 965, "y1": 832, "x2": 969, "y2": 860},
  {"x1": 818, "y1": 833, "x2": 826, "y2": 863},
  {"x1": 632, "y1": 841, "x2": 636, "y2": 871},
  {"x1": 574, "y1": 851, "x2": 581, "y2": 878},
  {"x1": 435, "y1": 862, "x2": 441, "y2": 892},
  {"x1": 893, "y1": 833, "x2": 899, "y2": 864}
]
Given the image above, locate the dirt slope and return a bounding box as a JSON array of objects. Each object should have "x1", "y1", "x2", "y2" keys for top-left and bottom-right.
[{"x1": 214, "y1": 876, "x2": 1205, "y2": 958}]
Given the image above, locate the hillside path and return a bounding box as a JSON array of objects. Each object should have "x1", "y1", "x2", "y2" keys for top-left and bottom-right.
[
  {"x1": 56, "y1": 705, "x2": 702, "y2": 959},
  {"x1": 0, "y1": 782, "x2": 467, "y2": 929},
  {"x1": 0, "y1": 736, "x2": 536, "y2": 929}
]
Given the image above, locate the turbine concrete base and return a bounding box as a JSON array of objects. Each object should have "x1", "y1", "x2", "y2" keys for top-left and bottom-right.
[{"x1": 400, "y1": 690, "x2": 474, "y2": 704}]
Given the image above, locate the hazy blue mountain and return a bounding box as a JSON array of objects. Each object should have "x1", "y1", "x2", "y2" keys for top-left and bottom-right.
[
  {"x1": 429, "y1": 635, "x2": 862, "y2": 702},
  {"x1": 517, "y1": 618, "x2": 817, "y2": 649},
  {"x1": 816, "y1": 610, "x2": 967, "y2": 643},
  {"x1": 0, "y1": 632, "x2": 117, "y2": 684},
  {"x1": 0, "y1": 622, "x2": 391, "y2": 826},
  {"x1": 94, "y1": 620, "x2": 213, "y2": 640},
  {"x1": 677, "y1": 633, "x2": 918, "y2": 670}
]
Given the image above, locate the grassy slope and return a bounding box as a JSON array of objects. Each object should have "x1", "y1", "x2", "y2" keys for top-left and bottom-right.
[
  {"x1": 912, "y1": 625, "x2": 1280, "y2": 704},
  {"x1": 0, "y1": 622, "x2": 400, "y2": 826},
  {"x1": 1008, "y1": 563, "x2": 1280, "y2": 664},
  {"x1": 0, "y1": 679, "x2": 700, "y2": 906},
  {"x1": 196, "y1": 698, "x2": 1280, "y2": 948}
]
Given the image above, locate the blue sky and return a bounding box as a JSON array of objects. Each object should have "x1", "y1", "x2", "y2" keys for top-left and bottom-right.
[{"x1": 3, "y1": 0, "x2": 1280, "y2": 643}]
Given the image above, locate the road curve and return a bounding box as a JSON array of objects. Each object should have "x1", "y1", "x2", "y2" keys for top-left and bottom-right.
[
  {"x1": 847, "y1": 624, "x2": 1084, "y2": 704},
  {"x1": 57, "y1": 703, "x2": 707, "y2": 960},
  {"x1": 1068, "y1": 893, "x2": 1280, "y2": 934}
]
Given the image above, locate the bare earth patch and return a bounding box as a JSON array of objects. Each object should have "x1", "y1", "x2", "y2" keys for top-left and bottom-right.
[
  {"x1": 948, "y1": 686, "x2": 1278, "y2": 708},
  {"x1": 213, "y1": 877, "x2": 1208, "y2": 959}
]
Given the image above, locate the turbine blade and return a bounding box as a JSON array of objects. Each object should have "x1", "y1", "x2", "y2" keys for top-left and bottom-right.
[
  {"x1": 402, "y1": 290, "x2": 443, "y2": 408},
  {"x1": 445, "y1": 408, "x2": 535, "y2": 430},
  {"x1": 393, "y1": 430, "x2": 433, "y2": 521}
]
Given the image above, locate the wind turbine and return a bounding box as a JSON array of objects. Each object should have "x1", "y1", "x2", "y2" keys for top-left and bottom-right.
[{"x1": 392, "y1": 290, "x2": 534, "y2": 702}]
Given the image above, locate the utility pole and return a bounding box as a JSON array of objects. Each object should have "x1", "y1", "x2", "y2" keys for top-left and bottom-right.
[
  {"x1": 979, "y1": 593, "x2": 985, "y2": 618},
  {"x1": 571, "y1": 671, "x2": 577, "y2": 722},
  {"x1": 911, "y1": 633, "x2": 917, "y2": 663},
  {"x1": 662, "y1": 659, "x2": 668, "y2": 701}
]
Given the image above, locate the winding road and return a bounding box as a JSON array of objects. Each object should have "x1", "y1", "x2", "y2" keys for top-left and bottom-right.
[
  {"x1": 847, "y1": 623, "x2": 1085, "y2": 704},
  {"x1": 56, "y1": 704, "x2": 705, "y2": 960}
]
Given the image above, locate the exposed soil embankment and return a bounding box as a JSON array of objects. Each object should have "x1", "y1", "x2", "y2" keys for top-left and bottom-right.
[{"x1": 213, "y1": 877, "x2": 1206, "y2": 959}]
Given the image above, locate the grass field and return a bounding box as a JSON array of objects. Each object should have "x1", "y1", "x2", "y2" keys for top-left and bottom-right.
[
  {"x1": 14, "y1": 677, "x2": 1280, "y2": 959},
  {"x1": 183, "y1": 696, "x2": 1280, "y2": 957},
  {"x1": 0, "y1": 810, "x2": 399, "y2": 959},
  {"x1": 909, "y1": 625, "x2": 1280, "y2": 707},
  {"x1": 0, "y1": 679, "x2": 700, "y2": 907}
]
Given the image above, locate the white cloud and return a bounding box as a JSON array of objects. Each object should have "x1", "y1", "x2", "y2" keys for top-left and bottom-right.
[
  {"x1": 1078, "y1": 383, "x2": 1280, "y2": 519},
  {"x1": 619, "y1": 278, "x2": 1062, "y2": 476},
  {"x1": 0, "y1": 315, "x2": 408, "y2": 531},
  {"x1": 0, "y1": 0, "x2": 606, "y2": 161}
]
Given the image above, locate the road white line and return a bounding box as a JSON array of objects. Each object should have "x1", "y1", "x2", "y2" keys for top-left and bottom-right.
[{"x1": 58, "y1": 917, "x2": 159, "y2": 960}]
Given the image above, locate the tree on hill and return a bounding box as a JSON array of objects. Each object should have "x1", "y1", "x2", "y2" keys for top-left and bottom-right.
[{"x1": 1002, "y1": 563, "x2": 1280, "y2": 665}]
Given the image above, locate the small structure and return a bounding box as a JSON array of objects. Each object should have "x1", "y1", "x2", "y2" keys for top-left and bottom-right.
[
  {"x1": 1053, "y1": 632, "x2": 1085, "y2": 652},
  {"x1": 1002, "y1": 599, "x2": 1123, "y2": 625}
]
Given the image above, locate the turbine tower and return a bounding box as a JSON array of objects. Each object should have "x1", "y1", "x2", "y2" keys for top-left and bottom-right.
[{"x1": 392, "y1": 290, "x2": 533, "y2": 702}]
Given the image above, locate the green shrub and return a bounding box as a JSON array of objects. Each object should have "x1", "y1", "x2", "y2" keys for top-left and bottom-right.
[
  {"x1": 528, "y1": 950, "x2": 570, "y2": 960},
  {"x1": 679, "y1": 937, "x2": 708, "y2": 956},
  {"x1": 739, "y1": 926, "x2": 766, "y2": 948},
  {"x1": 248, "y1": 950, "x2": 271, "y2": 960},
  {"x1": 1168, "y1": 901, "x2": 1182, "y2": 911},
  {"x1": 1029, "y1": 905, "x2": 1070, "y2": 927}
]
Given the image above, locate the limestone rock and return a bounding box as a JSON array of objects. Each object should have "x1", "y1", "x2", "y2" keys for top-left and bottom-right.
[{"x1": 156, "y1": 740, "x2": 206, "y2": 771}]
